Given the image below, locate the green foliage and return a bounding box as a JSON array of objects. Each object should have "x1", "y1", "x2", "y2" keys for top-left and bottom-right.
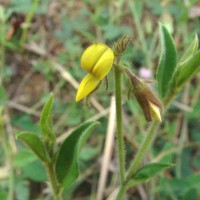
[
  {"x1": 1, "y1": 1, "x2": 200, "y2": 199},
  {"x1": 10, "y1": 0, "x2": 46, "y2": 14},
  {"x1": 169, "y1": 35, "x2": 200, "y2": 92},
  {"x1": 134, "y1": 163, "x2": 173, "y2": 180},
  {"x1": 158, "y1": 174, "x2": 200, "y2": 199},
  {"x1": 127, "y1": 163, "x2": 173, "y2": 187},
  {"x1": 157, "y1": 24, "x2": 177, "y2": 98},
  {"x1": 55, "y1": 121, "x2": 99, "y2": 188},
  {"x1": 175, "y1": 52, "x2": 200, "y2": 89},
  {"x1": 14, "y1": 149, "x2": 37, "y2": 168},
  {"x1": 179, "y1": 34, "x2": 199, "y2": 65},
  {"x1": 11, "y1": 0, "x2": 33, "y2": 12},
  {"x1": 15, "y1": 179, "x2": 29, "y2": 200},
  {"x1": 0, "y1": 5, "x2": 6, "y2": 22},
  {"x1": 187, "y1": 102, "x2": 200, "y2": 119},
  {"x1": 0, "y1": 85, "x2": 8, "y2": 107},
  {"x1": 16, "y1": 95, "x2": 99, "y2": 198},
  {"x1": 11, "y1": 114, "x2": 40, "y2": 133},
  {"x1": 102, "y1": 24, "x2": 132, "y2": 40},
  {"x1": 0, "y1": 191, "x2": 6, "y2": 200},
  {"x1": 16, "y1": 132, "x2": 50, "y2": 162},
  {"x1": 80, "y1": 146, "x2": 99, "y2": 161},
  {"x1": 183, "y1": 188, "x2": 198, "y2": 200},
  {"x1": 40, "y1": 94, "x2": 55, "y2": 147},
  {"x1": 21, "y1": 160, "x2": 47, "y2": 182}
]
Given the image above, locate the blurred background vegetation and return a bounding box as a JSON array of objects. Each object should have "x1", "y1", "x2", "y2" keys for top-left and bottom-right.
[{"x1": 0, "y1": 0, "x2": 200, "y2": 199}]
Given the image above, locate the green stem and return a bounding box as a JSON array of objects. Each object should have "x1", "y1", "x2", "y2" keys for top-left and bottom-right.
[
  {"x1": 127, "y1": 121, "x2": 159, "y2": 179},
  {"x1": 20, "y1": 0, "x2": 40, "y2": 49},
  {"x1": 46, "y1": 163, "x2": 63, "y2": 200},
  {"x1": 116, "y1": 89, "x2": 177, "y2": 198},
  {"x1": 175, "y1": 84, "x2": 189, "y2": 178},
  {"x1": 0, "y1": 108, "x2": 14, "y2": 200},
  {"x1": 116, "y1": 185, "x2": 127, "y2": 200},
  {"x1": 163, "y1": 90, "x2": 176, "y2": 110},
  {"x1": 127, "y1": 90, "x2": 176, "y2": 180},
  {"x1": 114, "y1": 65, "x2": 126, "y2": 184},
  {"x1": 7, "y1": 145, "x2": 15, "y2": 200},
  {"x1": 0, "y1": 12, "x2": 5, "y2": 84}
]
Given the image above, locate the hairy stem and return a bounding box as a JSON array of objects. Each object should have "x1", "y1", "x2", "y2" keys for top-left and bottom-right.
[
  {"x1": 114, "y1": 64, "x2": 126, "y2": 185},
  {"x1": 127, "y1": 121, "x2": 159, "y2": 179},
  {"x1": 127, "y1": 90, "x2": 176, "y2": 179},
  {"x1": 116, "y1": 87, "x2": 177, "y2": 198},
  {"x1": 0, "y1": 11, "x2": 5, "y2": 84},
  {"x1": 45, "y1": 163, "x2": 63, "y2": 200}
]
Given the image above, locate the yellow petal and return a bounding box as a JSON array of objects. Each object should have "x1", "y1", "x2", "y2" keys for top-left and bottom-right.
[
  {"x1": 81, "y1": 43, "x2": 114, "y2": 80},
  {"x1": 76, "y1": 74, "x2": 100, "y2": 102},
  {"x1": 149, "y1": 101, "x2": 162, "y2": 122},
  {"x1": 92, "y1": 48, "x2": 114, "y2": 80}
]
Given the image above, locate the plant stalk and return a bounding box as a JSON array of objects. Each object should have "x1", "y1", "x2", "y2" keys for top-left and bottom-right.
[
  {"x1": 116, "y1": 184, "x2": 127, "y2": 200},
  {"x1": 116, "y1": 88, "x2": 178, "y2": 198},
  {"x1": 127, "y1": 90, "x2": 176, "y2": 179},
  {"x1": 114, "y1": 64, "x2": 126, "y2": 185},
  {"x1": 0, "y1": 11, "x2": 5, "y2": 84},
  {"x1": 20, "y1": 0, "x2": 40, "y2": 49},
  {"x1": 46, "y1": 163, "x2": 63, "y2": 200},
  {"x1": 127, "y1": 121, "x2": 159, "y2": 179}
]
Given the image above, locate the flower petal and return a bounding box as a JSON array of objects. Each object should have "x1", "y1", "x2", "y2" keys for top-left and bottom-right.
[
  {"x1": 92, "y1": 48, "x2": 114, "y2": 80},
  {"x1": 81, "y1": 43, "x2": 108, "y2": 75},
  {"x1": 76, "y1": 74, "x2": 100, "y2": 102},
  {"x1": 149, "y1": 101, "x2": 162, "y2": 122}
]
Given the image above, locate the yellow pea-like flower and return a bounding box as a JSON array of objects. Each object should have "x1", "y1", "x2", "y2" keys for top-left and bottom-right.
[
  {"x1": 76, "y1": 43, "x2": 114, "y2": 102},
  {"x1": 81, "y1": 43, "x2": 114, "y2": 80}
]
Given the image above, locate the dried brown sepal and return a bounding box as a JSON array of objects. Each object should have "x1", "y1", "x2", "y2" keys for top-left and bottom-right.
[
  {"x1": 135, "y1": 92, "x2": 152, "y2": 121},
  {"x1": 123, "y1": 68, "x2": 163, "y2": 122}
]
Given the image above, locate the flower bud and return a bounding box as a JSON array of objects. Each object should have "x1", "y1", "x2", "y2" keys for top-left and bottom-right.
[
  {"x1": 113, "y1": 35, "x2": 130, "y2": 56},
  {"x1": 124, "y1": 68, "x2": 163, "y2": 122}
]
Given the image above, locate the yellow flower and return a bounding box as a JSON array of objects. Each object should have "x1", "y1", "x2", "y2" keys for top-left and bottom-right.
[{"x1": 76, "y1": 43, "x2": 114, "y2": 102}]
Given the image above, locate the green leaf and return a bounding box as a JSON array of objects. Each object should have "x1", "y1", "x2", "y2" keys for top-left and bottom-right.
[
  {"x1": 80, "y1": 146, "x2": 99, "y2": 161},
  {"x1": 15, "y1": 179, "x2": 29, "y2": 200},
  {"x1": 21, "y1": 159, "x2": 47, "y2": 182},
  {"x1": 0, "y1": 191, "x2": 6, "y2": 200},
  {"x1": 14, "y1": 149, "x2": 37, "y2": 168},
  {"x1": 55, "y1": 121, "x2": 99, "y2": 188},
  {"x1": 179, "y1": 34, "x2": 199, "y2": 65},
  {"x1": 157, "y1": 24, "x2": 177, "y2": 98},
  {"x1": 40, "y1": 94, "x2": 55, "y2": 144},
  {"x1": 11, "y1": 114, "x2": 40, "y2": 133},
  {"x1": 16, "y1": 132, "x2": 50, "y2": 162},
  {"x1": 127, "y1": 163, "x2": 173, "y2": 187},
  {"x1": 175, "y1": 51, "x2": 200, "y2": 89},
  {"x1": 183, "y1": 188, "x2": 198, "y2": 200}
]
